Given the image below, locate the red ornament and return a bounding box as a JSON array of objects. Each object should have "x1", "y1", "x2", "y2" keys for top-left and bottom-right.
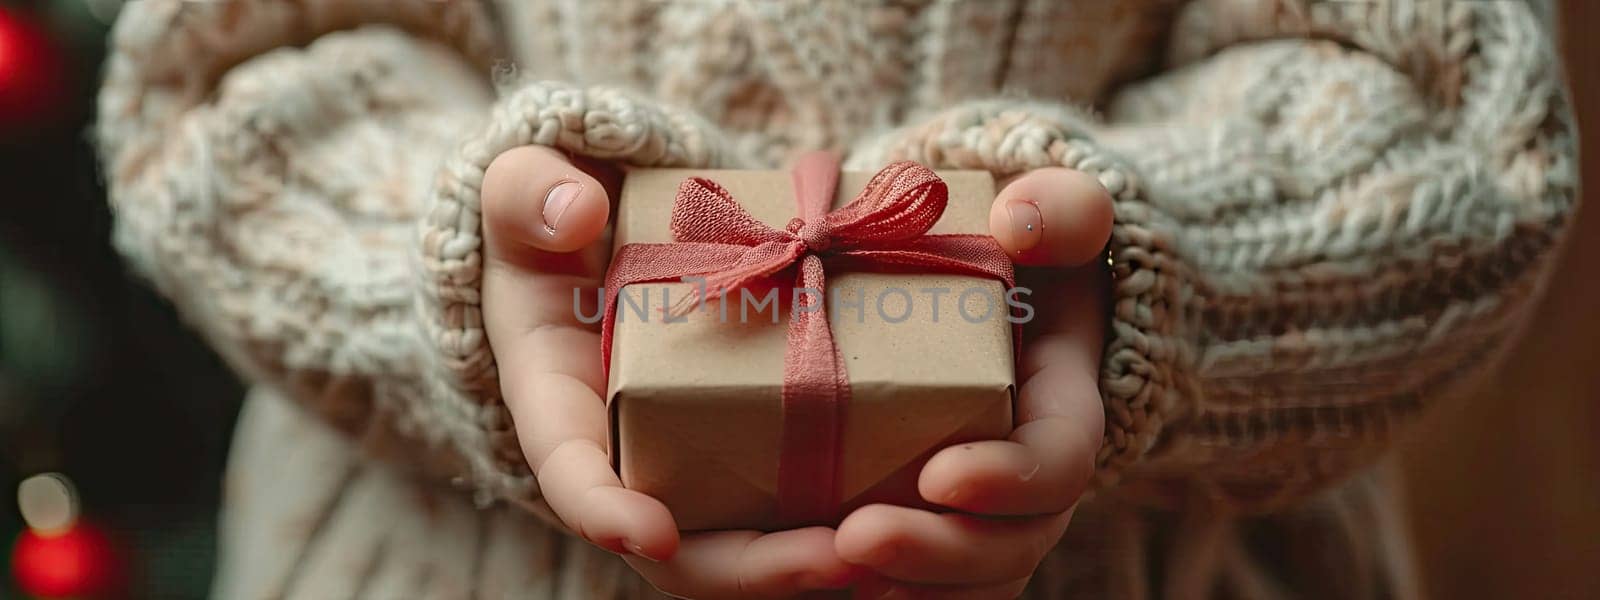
[
  {"x1": 0, "y1": 7, "x2": 68, "y2": 132},
  {"x1": 11, "y1": 523, "x2": 123, "y2": 598}
]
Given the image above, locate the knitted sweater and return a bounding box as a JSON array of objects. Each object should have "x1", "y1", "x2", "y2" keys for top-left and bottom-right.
[{"x1": 96, "y1": 0, "x2": 1576, "y2": 598}]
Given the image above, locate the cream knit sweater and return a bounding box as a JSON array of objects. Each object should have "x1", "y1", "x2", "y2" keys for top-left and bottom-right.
[{"x1": 96, "y1": 1, "x2": 1576, "y2": 598}]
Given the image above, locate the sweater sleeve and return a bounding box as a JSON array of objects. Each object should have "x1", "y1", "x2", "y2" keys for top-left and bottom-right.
[
  {"x1": 95, "y1": 0, "x2": 511, "y2": 492},
  {"x1": 99, "y1": 1, "x2": 744, "y2": 509},
  {"x1": 850, "y1": 0, "x2": 1578, "y2": 511}
]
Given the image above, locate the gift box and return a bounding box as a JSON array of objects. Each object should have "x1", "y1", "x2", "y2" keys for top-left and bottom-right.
[{"x1": 603, "y1": 155, "x2": 1017, "y2": 531}]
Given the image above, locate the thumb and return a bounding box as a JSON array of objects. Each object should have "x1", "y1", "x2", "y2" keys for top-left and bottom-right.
[
  {"x1": 482, "y1": 145, "x2": 613, "y2": 259},
  {"x1": 988, "y1": 167, "x2": 1113, "y2": 267}
]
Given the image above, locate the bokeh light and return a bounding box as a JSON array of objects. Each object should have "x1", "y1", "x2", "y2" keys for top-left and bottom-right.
[{"x1": 17, "y1": 473, "x2": 79, "y2": 536}]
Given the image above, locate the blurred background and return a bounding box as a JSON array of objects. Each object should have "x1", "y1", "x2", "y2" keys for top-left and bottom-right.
[
  {"x1": 0, "y1": 0, "x2": 1594, "y2": 598},
  {"x1": 1, "y1": 1, "x2": 241, "y2": 597}
]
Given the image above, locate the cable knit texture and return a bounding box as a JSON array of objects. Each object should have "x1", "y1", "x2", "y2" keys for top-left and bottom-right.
[{"x1": 97, "y1": 0, "x2": 1574, "y2": 598}]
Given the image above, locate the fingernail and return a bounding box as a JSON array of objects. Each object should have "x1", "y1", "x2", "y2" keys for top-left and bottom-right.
[
  {"x1": 542, "y1": 180, "x2": 582, "y2": 234},
  {"x1": 625, "y1": 541, "x2": 661, "y2": 562},
  {"x1": 943, "y1": 485, "x2": 964, "y2": 505},
  {"x1": 1006, "y1": 199, "x2": 1043, "y2": 254},
  {"x1": 1019, "y1": 460, "x2": 1042, "y2": 482}
]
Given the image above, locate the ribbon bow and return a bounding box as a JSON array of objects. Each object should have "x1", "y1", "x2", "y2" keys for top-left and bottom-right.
[{"x1": 603, "y1": 152, "x2": 1015, "y2": 525}]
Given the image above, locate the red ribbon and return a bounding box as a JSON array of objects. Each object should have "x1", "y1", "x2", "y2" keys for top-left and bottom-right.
[{"x1": 602, "y1": 152, "x2": 1015, "y2": 525}]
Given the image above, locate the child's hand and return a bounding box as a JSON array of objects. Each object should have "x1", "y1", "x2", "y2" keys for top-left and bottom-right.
[
  {"x1": 837, "y1": 168, "x2": 1114, "y2": 598},
  {"x1": 479, "y1": 146, "x2": 860, "y2": 599}
]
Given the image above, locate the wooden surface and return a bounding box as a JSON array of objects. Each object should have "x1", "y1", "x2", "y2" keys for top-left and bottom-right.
[{"x1": 1397, "y1": 2, "x2": 1600, "y2": 598}]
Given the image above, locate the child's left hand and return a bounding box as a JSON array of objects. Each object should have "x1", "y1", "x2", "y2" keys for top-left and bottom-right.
[{"x1": 837, "y1": 168, "x2": 1114, "y2": 598}]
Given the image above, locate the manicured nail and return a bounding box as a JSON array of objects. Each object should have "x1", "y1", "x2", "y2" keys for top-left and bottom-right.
[
  {"x1": 1005, "y1": 198, "x2": 1043, "y2": 254},
  {"x1": 617, "y1": 544, "x2": 656, "y2": 563},
  {"x1": 542, "y1": 180, "x2": 582, "y2": 234}
]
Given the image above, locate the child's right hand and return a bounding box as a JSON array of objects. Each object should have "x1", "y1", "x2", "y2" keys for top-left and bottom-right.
[{"x1": 479, "y1": 146, "x2": 861, "y2": 599}]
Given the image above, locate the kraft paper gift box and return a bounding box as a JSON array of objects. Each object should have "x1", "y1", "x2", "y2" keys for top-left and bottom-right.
[{"x1": 605, "y1": 165, "x2": 1016, "y2": 531}]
